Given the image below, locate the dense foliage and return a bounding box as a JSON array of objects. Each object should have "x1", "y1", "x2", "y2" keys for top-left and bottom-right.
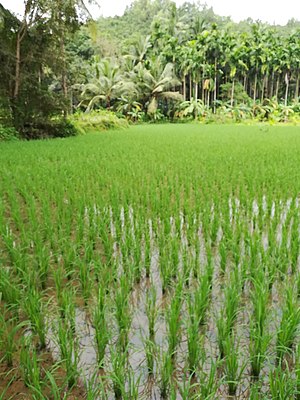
[
  {"x1": 0, "y1": 0, "x2": 300, "y2": 139},
  {"x1": 69, "y1": 0, "x2": 300, "y2": 123},
  {"x1": 0, "y1": 1, "x2": 92, "y2": 138}
]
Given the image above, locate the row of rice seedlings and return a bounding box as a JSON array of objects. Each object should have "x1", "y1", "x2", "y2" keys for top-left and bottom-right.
[
  {"x1": 110, "y1": 347, "x2": 128, "y2": 400},
  {"x1": 24, "y1": 288, "x2": 47, "y2": 350},
  {"x1": 166, "y1": 279, "x2": 183, "y2": 361},
  {"x1": 249, "y1": 271, "x2": 270, "y2": 379},
  {"x1": 0, "y1": 267, "x2": 21, "y2": 317},
  {"x1": 223, "y1": 334, "x2": 246, "y2": 396},
  {"x1": 0, "y1": 308, "x2": 25, "y2": 368},
  {"x1": 114, "y1": 275, "x2": 132, "y2": 351},
  {"x1": 93, "y1": 286, "x2": 110, "y2": 368},
  {"x1": 217, "y1": 271, "x2": 241, "y2": 359},
  {"x1": 19, "y1": 336, "x2": 43, "y2": 395},
  {"x1": 55, "y1": 315, "x2": 79, "y2": 389},
  {"x1": 276, "y1": 284, "x2": 300, "y2": 362},
  {"x1": 145, "y1": 285, "x2": 158, "y2": 376},
  {"x1": 159, "y1": 350, "x2": 174, "y2": 399}
]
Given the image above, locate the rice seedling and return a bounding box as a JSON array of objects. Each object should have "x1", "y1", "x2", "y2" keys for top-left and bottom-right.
[
  {"x1": 198, "y1": 358, "x2": 220, "y2": 399},
  {"x1": 62, "y1": 242, "x2": 77, "y2": 280},
  {"x1": 159, "y1": 350, "x2": 174, "y2": 399},
  {"x1": 193, "y1": 271, "x2": 212, "y2": 327},
  {"x1": 0, "y1": 310, "x2": 25, "y2": 367},
  {"x1": 269, "y1": 361, "x2": 296, "y2": 399},
  {"x1": 19, "y1": 336, "x2": 42, "y2": 392},
  {"x1": 249, "y1": 383, "x2": 262, "y2": 400},
  {"x1": 145, "y1": 284, "x2": 158, "y2": 342},
  {"x1": 44, "y1": 368, "x2": 67, "y2": 400},
  {"x1": 34, "y1": 241, "x2": 50, "y2": 290},
  {"x1": 276, "y1": 285, "x2": 300, "y2": 361},
  {"x1": 177, "y1": 375, "x2": 199, "y2": 400},
  {"x1": 186, "y1": 305, "x2": 204, "y2": 375},
  {"x1": 58, "y1": 286, "x2": 76, "y2": 336},
  {"x1": 0, "y1": 268, "x2": 21, "y2": 317},
  {"x1": 144, "y1": 228, "x2": 151, "y2": 278},
  {"x1": 166, "y1": 280, "x2": 183, "y2": 359},
  {"x1": 219, "y1": 238, "x2": 227, "y2": 276},
  {"x1": 110, "y1": 346, "x2": 127, "y2": 400},
  {"x1": 159, "y1": 251, "x2": 173, "y2": 295},
  {"x1": 217, "y1": 274, "x2": 240, "y2": 358},
  {"x1": 93, "y1": 286, "x2": 109, "y2": 368},
  {"x1": 124, "y1": 369, "x2": 141, "y2": 400},
  {"x1": 78, "y1": 260, "x2": 92, "y2": 305},
  {"x1": 144, "y1": 285, "x2": 159, "y2": 376},
  {"x1": 223, "y1": 334, "x2": 246, "y2": 396},
  {"x1": 249, "y1": 273, "x2": 270, "y2": 378},
  {"x1": 56, "y1": 316, "x2": 79, "y2": 388},
  {"x1": 23, "y1": 288, "x2": 47, "y2": 349},
  {"x1": 114, "y1": 275, "x2": 132, "y2": 350}
]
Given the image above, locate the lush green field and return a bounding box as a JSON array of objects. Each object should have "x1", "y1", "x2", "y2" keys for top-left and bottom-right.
[{"x1": 1, "y1": 124, "x2": 300, "y2": 399}]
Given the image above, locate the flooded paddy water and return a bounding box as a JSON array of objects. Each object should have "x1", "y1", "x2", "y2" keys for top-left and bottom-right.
[
  {"x1": 36, "y1": 197, "x2": 300, "y2": 399},
  {"x1": 1, "y1": 125, "x2": 300, "y2": 399}
]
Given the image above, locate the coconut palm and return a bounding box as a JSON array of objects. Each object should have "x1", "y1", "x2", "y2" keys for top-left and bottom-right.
[
  {"x1": 78, "y1": 58, "x2": 136, "y2": 111},
  {"x1": 125, "y1": 35, "x2": 152, "y2": 66},
  {"x1": 129, "y1": 58, "x2": 183, "y2": 116}
]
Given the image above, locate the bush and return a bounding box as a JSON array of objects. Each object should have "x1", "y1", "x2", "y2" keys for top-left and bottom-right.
[
  {"x1": 220, "y1": 82, "x2": 251, "y2": 105},
  {"x1": 0, "y1": 125, "x2": 19, "y2": 141},
  {"x1": 70, "y1": 110, "x2": 129, "y2": 133},
  {"x1": 20, "y1": 119, "x2": 78, "y2": 140}
]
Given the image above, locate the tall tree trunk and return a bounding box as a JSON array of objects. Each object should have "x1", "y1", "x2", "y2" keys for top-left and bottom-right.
[
  {"x1": 265, "y1": 74, "x2": 269, "y2": 99},
  {"x1": 213, "y1": 58, "x2": 217, "y2": 114},
  {"x1": 14, "y1": 32, "x2": 22, "y2": 99},
  {"x1": 231, "y1": 79, "x2": 235, "y2": 107},
  {"x1": 61, "y1": 36, "x2": 68, "y2": 114},
  {"x1": 194, "y1": 81, "x2": 198, "y2": 101},
  {"x1": 13, "y1": 20, "x2": 27, "y2": 99},
  {"x1": 70, "y1": 88, "x2": 73, "y2": 114},
  {"x1": 261, "y1": 76, "x2": 265, "y2": 103},
  {"x1": 275, "y1": 76, "x2": 280, "y2": 101},
  {"x1": 182, "y1": 75, "x2": 186, "y2": 101},
  {"x1": 295, "y1": 71, "x2": 299, "y2": 102},
  {"x1": 12, "y1": 21, "x2": 27, "y2": 127},
  {"x1": 253, "y1": 72, "x2": 257, "y2": 104},
  {"x1": 243, "y1": 75, "x2": 247, "y2": 91},
  {"x1": 284, "y1": 72, "x2": 289, "y2": 107},
  {"x1": 189, "y1": 74, "x2": 192, "y2": 100},
  {"x1": 270, "y1": 71, "x2": 274, "y2": 99}
]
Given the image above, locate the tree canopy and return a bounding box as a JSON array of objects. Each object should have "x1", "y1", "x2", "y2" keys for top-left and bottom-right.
[{"x1": 1, "y1": 0, "x2": 300, "y2": 138}]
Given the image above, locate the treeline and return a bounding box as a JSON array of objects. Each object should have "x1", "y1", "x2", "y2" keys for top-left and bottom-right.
[
  {"x1": 70, "y1": 1, "x2": 300, "y2": 123},
  {"x1": 1, "y1": 0, "x2": 300, "y2": 140}
]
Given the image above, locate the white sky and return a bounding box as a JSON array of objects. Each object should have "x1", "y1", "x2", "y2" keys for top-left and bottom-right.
[{"x1": 1, "y1": 0, "x2": 300, "y2": 25}]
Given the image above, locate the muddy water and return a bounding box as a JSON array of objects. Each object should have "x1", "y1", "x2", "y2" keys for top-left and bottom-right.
[{"x1": 43, "y1": 197, "x2": 300, "y2": 399}]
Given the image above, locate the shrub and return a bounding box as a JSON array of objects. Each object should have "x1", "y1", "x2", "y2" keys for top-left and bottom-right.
[
  {"x1": 0, "y1": 125, "x2": 19, "y2": 141},
  {"x1": 220, "y1": 82, "x2": 251, "y2": 105},
  {"x1": 70, "y1": 110, "x2": 129, "y2": 133},
  {"x1": 21, "y1": 119, "x2": 78, "y2": 139}
]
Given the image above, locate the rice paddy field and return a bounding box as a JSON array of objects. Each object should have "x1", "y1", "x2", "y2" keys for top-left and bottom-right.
[{"x1": 1, "y1": 124, "x2": 300, "y2": 399}]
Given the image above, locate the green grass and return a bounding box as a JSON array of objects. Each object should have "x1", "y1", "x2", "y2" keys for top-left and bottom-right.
[{"x1": 1, "y1": 123, "x2": 300, "y2": 398}]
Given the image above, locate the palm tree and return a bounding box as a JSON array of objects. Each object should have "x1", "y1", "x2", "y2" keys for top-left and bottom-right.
[
  {"x1": 78, "y1": 59, "x2": 136, "y2": 111},
  {"x1": 129, "y1": 58, "x2": 183, "y2": 116},
  {"x1": 125, "y1": 35, "x2": 152, "y2": 66}
]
